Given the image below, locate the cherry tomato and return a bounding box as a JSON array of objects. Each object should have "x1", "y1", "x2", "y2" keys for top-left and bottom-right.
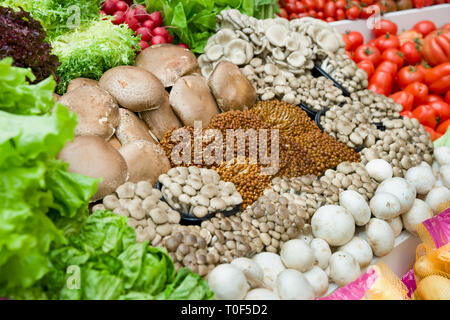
[
  {"x1": 354, "y1": 45, "x2": 381, "y2": 65},
  {"x1": 373, "y1": 19, "x2": 398, "y2": 37},
  {"x1": 357, "y1": 60, "x2": 375, "y2": 78},
  {"x1": 429, "y1": 100, "x2": 450, "y2": 122},
  {"x1": 304, "y1": 0, "x2": 316, "y2": 9},
  {"x1": 336, "y1": 8, "x2": 346, "y2": 20},
  {"x1": 413, "y1": 20, "x2": 437, "y2": 37},
  {"x1": 308, "y1": 9, "x2": 318, "y2": 17},
  {"x1": 397, "y1": 66, "x2": 425, "y2": 89},
  {"x1": 360, "y1": 6, "x2": 373, "y2": 19},
  {"x1": 412, "y1": 104, "x2": 437, "y2": 128},
  {"x1": 375, "y1": 33, "x2": 400, "y2": 52},
  {"x1": 324, "y1": 1, "x2": 337, "y2": 17},
  {"x1": 335, "y1": 0, "x2": 347, "y2": 9},
  {"x1": 375, "y1": 61, "x2": 398, "y2": 78},
  {"x1": 446, "y1": 90, "x2": 450, "y2": 104},
  {"x1": 361, "y1": 0, "x2": 374, "y2": 5},
  {"x1": 436, "y1": 118, "x2": 450, "y2": 134},
  {"x1": 278, "y1": 8, "x2": 289, "y2": 18},
  {"x1": 381, "y1": 48, "x2": 405, "y2": 68},
  {"x1": 405, "y1": 81, "x2": 429, "y2": 107},
  {"x1": 390, "y1": 91, "x2": 415, "y2": 111},
  {"x1": 400, "y1": 110, "x2": 414, "y2": 118},
  {"x1": 289, "y1": 13, "x2": 299, "y2": 19},
  {"x1": 426, "y1": 94, "x2": 444, "y2": 103},
  {"x1": 325, "y1": 16, "x2": 336, "y2": 22},
  {"x1": 400, "y1": 41, "x2": 422, "y2": 65},
  {"x1": 285, "y1": 1, "x2": 297, "y2": 13},
  {"x1": 423, "y1": 126, "x2": 439, "y2": 141},
  {"x1": 348, "y1": 31, "x2": 364, "y2": 51},
  {"x1": 369, "y1": 70, "x2": 393, "y2": 95},
  {"x1": 345, "y1": 5, "x2": 361, "y2": 20},
  {"x1": 317, "y1": 11, "x2": 325, "y2": 19},
  {"x1": 315, "y1": 0, "x2": 326, "y2": 11},
  {"x1": 295, "y1": 2, "x2": 306, "y2": 13}
]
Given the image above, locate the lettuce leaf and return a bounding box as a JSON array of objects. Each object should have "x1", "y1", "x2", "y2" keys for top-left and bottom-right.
[
  {"x1": 434, "y1": 127, "x2": 450, "y2": 148},
  {"x1": 51, "y1": 19, "x2": 140, "y2": 94}
]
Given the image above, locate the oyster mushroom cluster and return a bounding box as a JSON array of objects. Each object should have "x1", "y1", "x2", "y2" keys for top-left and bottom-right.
[{"x1": 159, "y1": 167, "x2": 243, "y2": 218}]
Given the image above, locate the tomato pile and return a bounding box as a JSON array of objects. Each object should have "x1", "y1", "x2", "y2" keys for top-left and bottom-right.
[
  {"x1": 346, "y1": 19, "x2": 450, "y2": 140},
  {"x1": 100, "y1": 0, "x2": 188, "y2": 51},
  {"x1": 278, "y1": 0, "x2": 450, "y2": 21}
]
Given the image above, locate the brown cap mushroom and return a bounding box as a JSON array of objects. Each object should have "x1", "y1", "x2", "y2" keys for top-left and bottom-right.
[
  {"x1": 59, "y1": 85, "x2": 120, "y2": 140},
  {"x1": 66, "y1": 78, "x2": 99, "y2": 93},
  {"x1": 116, "y1": 108, "x2": 157, "y2": 145},
  {"x1": 208, "y1": 61, "x2": 257, "y2": 112},
  {"x1": 119, "y1": 140, "x2": 171, "y2": 186},
  {"x1": 58, "y1": 135, "x2": 128, "y2": 202},
  {"x1": 109, "y1": 135, "x2": 122, "y2": 150},
  {"x1": 135, "y1": 44, "x2": 199, "y2": 87},
  {"x1": 139, "y1": 91, "x2": 182, "y2": 141},
  {"x1": 169, "y1": 75, "x2": 220, "y2": 127},
  {"x1": 52, "y1": 93, "x2": 61, "y2": 102},
  {"x1": 99, "y1": 66, "x2": 166, "y2": 113}
]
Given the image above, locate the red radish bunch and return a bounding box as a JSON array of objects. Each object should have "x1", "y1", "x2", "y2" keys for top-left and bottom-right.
[{"x1": 100, "y1": 0, "x2": 189, "y2": 51}]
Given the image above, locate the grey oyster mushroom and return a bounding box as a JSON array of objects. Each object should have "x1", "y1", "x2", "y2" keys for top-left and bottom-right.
[{"x1": 159, "y1": 167, "x2": 243, "y2": 218}]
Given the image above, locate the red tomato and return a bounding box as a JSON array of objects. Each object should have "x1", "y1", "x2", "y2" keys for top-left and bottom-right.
[
  {"x1": 278, "y1": 8, "x2": 289, "y2": 18},
  {"x1": 412, "y1": 105, "x2": 437, "y2": 128},
  {"x1": 423, "y1": 126, "x2": 438, "y2": 141},
  {"x1": 354, "y1": 45, "x2": 381, "y2": 65},
  {"x1": 442, "y1": 23, "x2": 450, "y2": 31},
  {"x1": 369, "y1": 70, "x2": 393, "y2": 95},
  {"x1": 285, "y1": 1, "x2": 297, "y2": 13},
  {"x1": 308, "y1": 9, "x2": 318, "y2": 17},
  {"x1": 324, "y1": 1, "x2": 337, "y2": 17},
  {"x1": 373, "y1": 19, "x2": 398, "y2": 37},
  {"x1": 429, "y1": 100, "x2": 450, "y2": 122},
  {"x1": 335, "y1": 0, "x2": 347, "y2": 9},
  {"x1": 304, "y1": 0, "x2": 316, "y2": 9},
  {"x1": 368, "y1": 38, "x2": 377, "y2": 47},
  {"x1": 357, "y1": 60, "x2": 375, "y2": 78},
  {"x1": 317, "y1": 11, "x2": 325, "y2": 19},
  {"x1": 436, "y1": 118, "x2": 450, "y2": 134},
  {"x1": 345, "y1": 5, "x2": 361, "y2": 20},
  {"x1": 336, "y1": 8, "x2": 346, "y2": 20},
  {"x1": 416, "y1": 63, "x2": 431, "y2": 77},
  {"x1": 422, "y1": 29, "x2": 450, "y2": 66},
  {"x1": 315, "y1": 0, "x2": 326, "y2": 10},
  {"x1": 413, "y1": 20, "x2": 437, "y2": 37},
  {"x1": 390, "y1": 91, "x2": 415, "y2": 111},
  {"x1": 446, "y1": 90, "x2": 450, "y2": 104},
  {"x1": 295, "y1": 2, "x2": 306, "y2": 13},
  {"x1": 343, "y1": 31, "x2": 364, "y2": 51},
  {"x1": 381, "y1": 48, "x2": 404, "y2": 68},
  {"x1": 426, "y1": 94, "x2": 444, "y2": 103},
  {"x1": 400, "y1": 41, "x2": 422, "y2": 65},
  {"x1": 400, "y1": 110, "x2": 414, "y2": 118},
  {"x1": 405, "y1": 81, "x2": 429, "y2": 106},
  {"x1": 360, "y1": 6, "x2": 373, "y2": 19},
  {"x1": 361, "y1": 0, "x2": 374, "y2": 5},
  {"x1": 397, "y1": 66, "x2": 425, "y2": 89},
  {"x1": 375, "y1": 33, "x2": 400, "y2": 52},
  {"x1": 325, "y1": 16, "x2": 336, "y2": 22},
  {"x1": 376, "y1": 61, "x2": 398, "y2": 78}
]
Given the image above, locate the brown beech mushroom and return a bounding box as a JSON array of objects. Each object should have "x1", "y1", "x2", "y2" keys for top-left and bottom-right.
[
  {"x1": 109, "y1": 135, "x2": 122, "y2": 150},
  {"x1": 116, "y1": 108, "x2": 157, "y2": 145},
  {"x1": 139, "y1": 92, "x2": 182, "y2": 141},
  {"x1": 208, "y1": 61, "x2": 257, "y2": 112},
  {"x1": 135, "y1": 44, "x2": 199, "y2": 87},
  {"x1": 58, "y1": 135, "x2": 128, "y2": 202},
  {"x1": 59, "y1": 85, "x2": 120, "y2": 140},
  {"x1": 119, "y1": 140, "x2": 171, "y2": 185},
  {"x1": 66, "y1": 78, "x2": 99, "y2": 93},
  {"x1": 99, "y1": 66, "x2": 166, "y2": 112},
  {"x1": 169, "y1": 75, "x2": 220, "y2": 127}
]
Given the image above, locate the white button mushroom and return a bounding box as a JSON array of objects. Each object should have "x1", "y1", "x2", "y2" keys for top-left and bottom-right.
[
  {"x1": 369, "y1": 192, "x2": 402, "y2": 220},
  {"x1": 434, "y1": 147, "x2": 450, "y2": 166},
  {"x1": 311, "y1": 205, "x2": 355, "y2": 246},
  {"x1": 304, "y1": 266, "x2": 329, "y2": 298},
  {"x1": 280, "y1": 239, "x2": 315, "y2": 272},
  {"x1": 339, "y1": 190, "x2": 371, "y2": 226},
  {"x1": 310, "y1": 238, "x2": 332, "y2": 270},
  {"x1": 366, "y1": 218, "x2": 395, "y2": 257},
  {"x1": 231, "y1": 257, "x2": 264, "y2": 288},
  {"x1": 365, "y1": 159, "x2": 393, "y2": 182},
  {"x1": 440, "y1": 165, "x2": 450, "y2": 189},
  {"x1": 402, "y1": 199, "x2": 433, "y2": 235},
  {"x1": 425, "y1": 186, "x2": 450, "y2": 214},
  {"x1": 338, "y1": 236, "x2": 373, "y2": 268},
  {"x1": 208, "y1": 264, "x2": 250, "y2": 300},
  {"x1": 329, "y1": 251, "x2": 361, "y2": 287},
  {"x1": 386, "y1": 216, "x2": 403, "y2": 237},
  {"x1": 252, "y1": 252, "x2": 286, "y2": 290},
  {"x1": 376, "y1": 178, "x2": 417, "y2": 214},
  {"x1": 405, "y1": 165, "x2": 436, "y2": 195},
  {"x1": 276, "y1": 269, "x2": 315, "y2": 300},
  {"x1": 245, "y1": 288, "x2": 280, "y2": 300}
]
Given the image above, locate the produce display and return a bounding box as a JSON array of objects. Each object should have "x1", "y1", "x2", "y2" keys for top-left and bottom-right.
[{"x1": 1, "y1": 0, "x2": 450, "y2": 301}]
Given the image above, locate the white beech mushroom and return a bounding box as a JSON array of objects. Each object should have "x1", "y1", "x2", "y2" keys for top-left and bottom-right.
[
  {"x1": 59, "y1": 85, "x2": 119, "y2": 140},
  {"x1": 366, "y1": 218, "x2": 395, "y2": 257},
  {"x1": 208, "y1": 61, "x2": 257, "y2": 112},
  {"x1": 339, "y1": 190, "x2": 371, "y2": 226},
  {"x1": 99, "y1": 66, "x2": 166, "y2": 113},
  {"x1": 58, "y1": 135, "x2": 128, "y2": 202},
  {"x1": 338, "y1": 237, "x2": 373, "y2": 268},
  {"x1": 402, "y1": 199, "x2": 433, "y2": 234},
  {"x1": 169, "y1": 75, "x2": 220, "y2": 127},
  {"x1": 311, "y1": 205, "x2": 355, "y2": 246},
  {"x1": 135, "y1": 44, "x2": 200, "y2": 87}
]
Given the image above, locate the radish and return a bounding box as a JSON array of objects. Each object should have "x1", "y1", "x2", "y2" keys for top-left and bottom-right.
[
  {"x1": 125, "y1": 9, "x2": 140, "y2": 31},
  {"x1": 166, "y1": 34, "x2": 173, "y2": 43},
  {"x1": 148, "y1": 11, "x2": 163, "y2": 27},
  {"x1": 112, "y1": 11, "x2": 126, "y2": 25},
  {"x1": 136, "y1": 27, "x2": 152, "y2": 42},
  {"x1": 99, "y1": 10, "x2": 106, "y2": 15},
  {"x1": 139, "y1": 40, "x2": 150, "y2": 51},
  {"x1": 102, "y1": 0, "x2": 117, "y2": 15},
  {"x1": 142, "y1": 19, "x2": 156, "y2": 31},
  {"x1": 177, "y1": 43, "x2": 189, "y2": 49},
  {"x1": 115, "y1": 1, "x2": 129, "y2": 12},
  {"x1": 134, "y1": 5, "x2": 149, "y2": 22},
  {"x1": 151, "y1": 35, "x2": 167, "y2": 45},
  {"x1": 153, "y1": 27, "x2": 169, "y2": 38}
]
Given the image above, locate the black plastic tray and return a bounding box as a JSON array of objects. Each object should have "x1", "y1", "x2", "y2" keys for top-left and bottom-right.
[
  {"x1": 314, "y1": 107, "x2": 328, "y2": 131},
  {"x1": 298, "y1": 101, "x2": 317, "y2": 120},
  {"x1": 154, "y1": 181, "x2": 241, "y2": 225},
  {"x1": 312, "y1": 65, "x2": 351, "y2": 97}
]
